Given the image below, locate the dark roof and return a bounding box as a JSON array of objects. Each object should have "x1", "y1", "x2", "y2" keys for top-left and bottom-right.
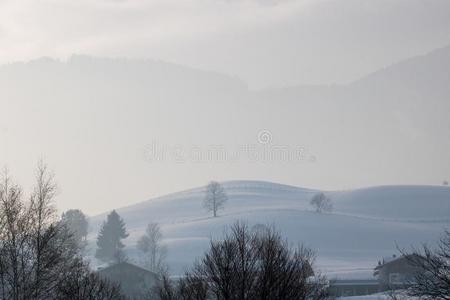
[
  {"x1": 98, "y1": 262, "x2": 157, "y2": 276},
  {"x1": 98, "y1": 262, "x2": 159, "y2": 298},
  {"x1": 374, "y1": 254, "x2": 418, "y2": 270}
]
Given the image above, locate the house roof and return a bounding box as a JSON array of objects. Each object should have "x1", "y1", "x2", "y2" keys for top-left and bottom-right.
[
  {"x1": 98, "y1": 261, "x2": 157, "y2": 276},
  {"x1": 97, "y1": 262, "x2": 160, "y2": 298},
  {"x1": 374, "y1": 254, "x2": 420, "y2": 273}
]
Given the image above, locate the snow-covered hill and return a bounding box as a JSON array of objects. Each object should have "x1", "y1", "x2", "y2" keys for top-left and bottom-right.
[{"x1": 88, "y1": 180, "x2": 450, "y2": 277}]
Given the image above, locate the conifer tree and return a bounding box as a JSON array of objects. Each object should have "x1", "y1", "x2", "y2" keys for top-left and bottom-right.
[{"x1": 95, "y1": 210, "x2": 129, "y2": 264}]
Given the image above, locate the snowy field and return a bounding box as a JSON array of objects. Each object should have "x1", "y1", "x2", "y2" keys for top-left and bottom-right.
[{"x1": 87, "y1": 180, "x2": 450, "y2": 276}]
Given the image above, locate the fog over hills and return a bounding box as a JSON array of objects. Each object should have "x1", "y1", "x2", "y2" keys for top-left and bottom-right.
[
  {"x1": 88, "y1": 180, "x2": 450, "y2": 276},
  {"x1": 0, "y1": 45, "x2": 449, "y2": 214},
  {"x1": 2, "y1": 1, "x2": 450, "y2": 298}
]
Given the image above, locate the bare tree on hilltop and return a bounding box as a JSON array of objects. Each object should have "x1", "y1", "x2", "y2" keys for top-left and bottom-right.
[
  {"x1": 203, "y1": 181, "x2": 227, "y2": 218},
  {"x1": 310, "y1": 193, "x2": 333, "y2": 213}
]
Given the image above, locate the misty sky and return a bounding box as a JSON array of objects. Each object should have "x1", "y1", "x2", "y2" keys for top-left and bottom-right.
[
  {"x1": 1, "y1": 0, "x2": 450, "y2": 215},
  {"x1": 1, "y1": 0, "x2": 450, "y2": 88}
]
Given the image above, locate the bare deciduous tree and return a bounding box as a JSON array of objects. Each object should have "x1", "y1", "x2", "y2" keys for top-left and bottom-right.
[
  {"x1": 30, "y1": 161, "x2": 60, "y2": 298},
  {"x1": 156, "y1": 275, "x2": 177, "y2": 300},
  {"x1": 0, "y1": 163, "x2": 72, "y2": 299},
  {"x1": 0, "y1": 163, "x2": 124, "y2": 300},
  {"x1": 156, "y1": 222, "x2": 330, "y2": 300},
  {"x1": 310, "y1": 193, "x2": 333, "y2": 213},
  {"x1": 401, "y1": 230, "x2": 450, "y2": 300},
  {"x1": 203, "y1": 181, "x2": 227, "y2": 218},
  {"x1": 177, "y1": 273, "x2": 208, "y2": 300},
  {"x1": 137, "y1": 222, "x2": 167, "y2": 275}
]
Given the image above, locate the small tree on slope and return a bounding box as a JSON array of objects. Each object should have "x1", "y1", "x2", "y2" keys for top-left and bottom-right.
[
  {"x1": 203, "y1": 181, "x2": 227, "y2": 217},
  {"x1": 137, "y1": 222, "x2": 167, "y2": 275},
  {"x1": 310, "y1": 193, "x2": 333, "y2": 213},
  {"x1": 95, "y1": 210, "x2": 129, "y2": 264}
]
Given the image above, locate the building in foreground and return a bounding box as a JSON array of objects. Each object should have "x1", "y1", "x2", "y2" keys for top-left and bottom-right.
[
  {"x1": 98, "y1": 262, "x2": 160, "y2": 299},
  {"x1": 373, "y1": 254, "x2": 421, "y2": 291}
]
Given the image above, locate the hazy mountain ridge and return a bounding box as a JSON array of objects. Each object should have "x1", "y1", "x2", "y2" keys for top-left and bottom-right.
[
  {"x1": 351, "y1": 44, "x2": 450, "y2": 95},
  {"x1": 1, "y1": 43, "x2": 449, "y2": 218},
  {"x1": 255, "y1": 43, "x2": 450, "y2": 96},
  {"x1": 2, "y1": 43, "x2": 449, "y2": 97},
  {"x1": 0, "y1": 55, "x2": 248, "y2": 98}
]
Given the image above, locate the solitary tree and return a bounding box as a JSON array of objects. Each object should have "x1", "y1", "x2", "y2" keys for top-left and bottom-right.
[
  {"x1": 310, "y1": 193, "x2": 333, "y2": 213},
  {"x1": 61, "y1": 209, "x2": 89, "y2": 250},
  {"x1": 203, "y1": 181, "x2": 227, "y2": 217},
  {"x1": 137, "y1": 222, "x2": 167, "y2": 275},
  {"x1": 95, "y1": 210, "x2": 129, "y2": 264}
]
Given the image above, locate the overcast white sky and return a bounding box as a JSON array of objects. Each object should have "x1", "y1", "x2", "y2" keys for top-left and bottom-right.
[{"x1": 1, "y1": 0, "x2": 450, "y2": 88}]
